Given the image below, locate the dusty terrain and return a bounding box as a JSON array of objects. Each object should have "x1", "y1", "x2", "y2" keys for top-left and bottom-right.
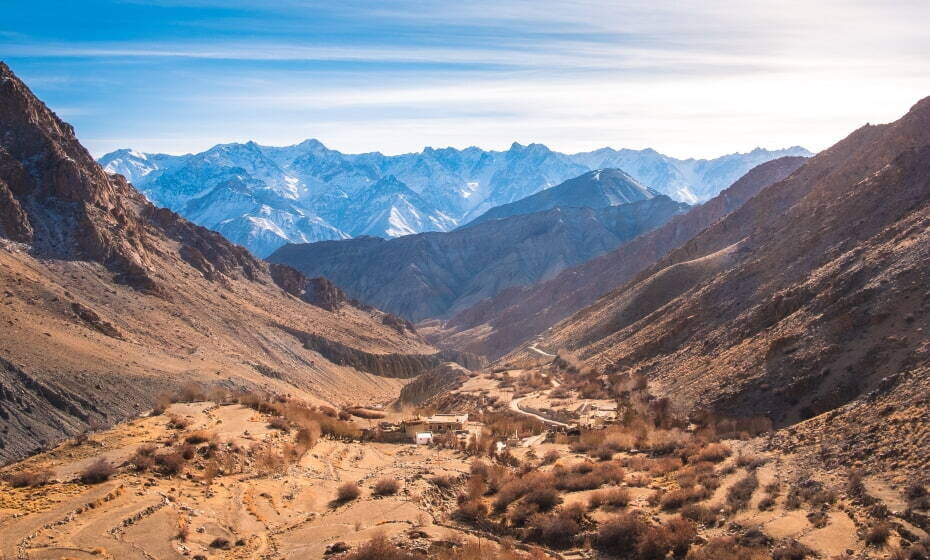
[
  {"x1": 2, "y1": 362, "x2": 925, "y2": 560},
  {"x1": 0, "y1": 62, "x2": 446, "y2": 464}
]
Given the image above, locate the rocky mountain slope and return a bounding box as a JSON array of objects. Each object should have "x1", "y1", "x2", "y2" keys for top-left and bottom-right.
[
  {"x1": 100, "y1": 139, "x2": 807, "y2": 256},
  {"x1": 427, "y1": 156, "x2": 807, "y2": 359},
  {"x1": 0, "y1": 63, "x2": 442, "y2": 463},
  {"x1": 522, "y1": 97, "x2": 930, "y2": 474},
  {"x1": 269, "y1": 196, "x2": 688, "y2": 321},
  {"x1": 465, "y1": 168, "x2": 658, "y2": 226}
]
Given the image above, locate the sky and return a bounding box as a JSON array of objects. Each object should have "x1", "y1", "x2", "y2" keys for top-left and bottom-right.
[{"x1": 3, "y1": 1, "x2": 930, "y2": 159}]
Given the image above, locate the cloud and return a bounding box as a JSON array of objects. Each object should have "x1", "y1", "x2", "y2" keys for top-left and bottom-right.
[{"x1": 5, "y1": 0, "x2": 929, "y2": 159}]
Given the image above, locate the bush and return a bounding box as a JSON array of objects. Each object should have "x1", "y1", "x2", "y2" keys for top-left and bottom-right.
[
  {"x1": 155, "y1": 452, "x2": 187, "y2": 476},
  {"x1": 589, "y1": 487, "x2": 632, "y2": 510},
  {"x1": 686, "y1": 536, "x2": 761, "y2": 560},
  {"x1": 209, "y1": 537, "x2": 231, "y2": 550},
  {"x1": 79, "y1": 458, "x2": 115, "y2": 484},
  {"x1": 595, "y1": 512, "x2": 648, "y2": 552},
  {"x1": 336, "y1": 482, "x2": 361, "y2": 502},
  {"x1": 267, "y1": 417, "x2": 290, "y2": 432},
  {"x1": 344, "y1": 534, "x2": 423, "y2": 560},
  {"x1": 128, "y1": 446, "x2": 156, "y2": 472},
  {"x1": 866, "y1": 522, "x2": 891, "y2": 546},
  {"x1": 430, "y1": 475, "x2": 456, "y2": 490},
  {"x1": 690, "y1": 443, "x2": 732, "y2": 463},
  {"x1": 373, "y1": 478, "x2": 400, "y2": 496},
  {"x1": 9, "y1": 469, "x2": 54, "y2": 488},
  {"x1": 166, "y1": 414, "x2": 192, "y2": 430},
  {"x1": 454, "y1": 499, "x2": 488, "y2": 524},
  {"x1": 680, "y1": 503, "x2": 718, "y2": 526},
  {"x1": 526, "y1": 512, "x2": 579, "y2": 549},
  {"x1": 523, "y1": 487, "x2": 562, "y2": 512},
  {"x1": 661, "y1": 486, "x2": 710, "y2": 511},
  {"x1": 542, "y1": 450, "x2": 560, "y2": 465},
  {"x1": 726, "y1": 472, "x2": 758, "y2": 512},
  {"x1": 666, "y1": 517, "x2": 698, "y2": 557},
  {"x1": 772, "y1": 540, "x2": 815, "y2": 560}
]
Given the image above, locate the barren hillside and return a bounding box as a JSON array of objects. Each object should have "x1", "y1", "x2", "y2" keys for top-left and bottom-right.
[
  {"x1": 523, "y1": 97, "x2": 930, "y2": 477},
  {"x1": 0, "y1": 63, "x2": 439, "y2": 464}
]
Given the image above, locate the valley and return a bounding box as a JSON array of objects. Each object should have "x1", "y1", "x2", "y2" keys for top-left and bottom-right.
[{"x1": 1, "y1": 31, "x2": 929, "y2": 560}]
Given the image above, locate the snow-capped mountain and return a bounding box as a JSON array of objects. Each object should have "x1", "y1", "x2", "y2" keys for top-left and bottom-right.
[
  {"x1": 466, "y1": 168, "x2": 659, "y2": 226},
  {"x1": 99, "y1": 141, "x2": 810, "y2": 256}
]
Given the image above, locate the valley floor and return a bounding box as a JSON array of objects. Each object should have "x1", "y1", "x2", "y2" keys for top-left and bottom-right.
[{"x1": 1, "y1": 364, "x2": 927, "y2": 560}]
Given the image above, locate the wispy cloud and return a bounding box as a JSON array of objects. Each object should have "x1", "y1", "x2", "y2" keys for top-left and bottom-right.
[{"x1": 3, "y1": 0, "x2": 929, "y2": 158}]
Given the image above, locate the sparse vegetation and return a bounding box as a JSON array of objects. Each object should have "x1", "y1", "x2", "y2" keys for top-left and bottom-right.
[
  {"x1": 373, "y1": 478, "x2": 400, "y2": 496},
  {"x1": 79, "y1": 458, "x2": 114, "y2": 484},
  {"x1": 9, "y1": 469, "x2": 54, "y2": 488},
  {"x1": 336, "y1": 482, "x2": 361, "y2": 502}
]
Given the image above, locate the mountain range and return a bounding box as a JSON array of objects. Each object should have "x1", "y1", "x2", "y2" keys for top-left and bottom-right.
[
  {"x1": 99, "y1": 140, "x2": 809, "y2": 256},
  {"x1": 428, "y1": 156, "x2": 808, "y2": 358},
  {"x1": 268, "y1": 186, "x2": 688, "y2": 320}
]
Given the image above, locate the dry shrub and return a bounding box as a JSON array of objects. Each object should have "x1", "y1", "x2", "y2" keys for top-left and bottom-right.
[
  {"x1": 176, "y1": 516, "x2": 189, "y2": 541},
  {"x1": 661, "y1": 486, "x2": 711, "y2": 511},
  {"x1": 638, "y1": 525, "x2": 676, "y2": 560},
  {"x1": 690, "y1": 442, "x2": 732, "y2": 463},
  {"x1": 595, "y1": 512, "x2": 648, "y2": 552},
  {"x1": 758, "y1": 496, "x2": 776, "y2": 511},
  {"x1": 430, "y1": 475, "x2": 456, "y2": 490},
  {"x1": 256, "y1": 447, "x2": 286, "y2": 475},
  {"x1": 588, "y1": 487, "x2": 632, "y2": 510},
  {"x1": 735, "y1": 454, "x2": 768, "y2": 469},
  {"x1": 79, "y1": 458, "x2": 114, "y2": 484},
  {"x1": 177, "y1": 442, "x2": 197, "y2": 460},
  {"x1": 346, "y1": 407, "x2": 386, "y2": 420},
  {"x1": 152, "y1": 393, "x2": 172, "y2": 415},
  {"x1": 336, "y1": 482, "x2": 361, "y2": 502},
  {"x1": 866, "y1": 522, "x2": 891, "y2": 546},
  {"x1": 542, "y1": 450, "x2": 560, "y2": 465},
  {"x1": 686, "y1": 536, "x2": 767, "y2": 560},
  {"x1": 681, "y1": 503, "x2": 719, "y2": 526},
  {"x1": 166, "y1": 414, "x2": 192, "y2": 430},
  {"x1": 128, "y1": 445, "x2": 157, "y2": 472},
  {"x1": 726, "y1": 472, "x2": 759, "y2": 512},
  {"x1": 155, "y1": 451, "x2": 186, "y2": 476},
  {"x1": 454, "y1": 498, "x2": 488, "y2": 524},
  {"x1": 522, "y1": 487, "x2": 562, "y2": 512},
  {"x1": 267, "y1": 417, "x2": 290, "y2": 432},
  {"x1": 344, "y1": 534, "x2": 424, "y2": 560},
  {"x1": 184, "y1": 430, "x2": 214, "y2": 444},
  {"x1": 9, "y1": 469, "x2": 54, "y2": 488},
  {"x1": 771, "y1": 540, "x2": 815, "y2": 560},
  {"x1": 373, "y1": 478, "x2": 400, "y2": 496},
  {"x1": 525, "y1": 510, "x2": 580, "y2": 549},
  {"x1": 650, "y1": 456, "x2": 684, "y2": 476}
]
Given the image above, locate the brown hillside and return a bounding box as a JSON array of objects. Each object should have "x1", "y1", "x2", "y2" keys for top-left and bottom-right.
[
  {"x1": 427, "y1": 156, "x2": 807, "y2": 358},
  {"x1": 0, "y1": 62, "x2": 437, "y2": 463},
  {"x1": 527, "y1": 98, "x2": 930, "y2": 476}
]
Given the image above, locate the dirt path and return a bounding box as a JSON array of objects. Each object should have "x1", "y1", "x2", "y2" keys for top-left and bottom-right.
[{"x1": 509, "y1": 394, "x2": 570, "y2": 427}]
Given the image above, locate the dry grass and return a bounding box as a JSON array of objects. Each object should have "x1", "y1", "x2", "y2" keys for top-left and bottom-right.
[
  {"x1": 588, "y1": 487, "x2": 632, "y2": 510},
  {"x1": 9, "y1": 469, "x2": 54, "y2": 488}
]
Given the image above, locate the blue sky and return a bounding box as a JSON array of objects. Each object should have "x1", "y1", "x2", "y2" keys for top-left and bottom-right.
[{"x1": 4, "y1": 1, "x2": 930, "y2": 158}]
